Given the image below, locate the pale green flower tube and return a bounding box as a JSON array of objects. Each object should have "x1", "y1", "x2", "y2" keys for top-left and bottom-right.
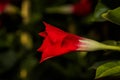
[{"x1": 77, "y1": 38, "x2": 120, "y2": 51}]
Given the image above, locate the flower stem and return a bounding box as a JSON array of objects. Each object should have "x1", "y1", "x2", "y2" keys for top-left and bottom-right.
[{"x1": 103, "y1": 44, "x2": 120, "y2": 51}]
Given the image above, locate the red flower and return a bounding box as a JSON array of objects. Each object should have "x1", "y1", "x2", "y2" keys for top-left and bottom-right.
[
  {"x1": 37, "y1": 22, "x2": 82, "y2": 62},
  {"x1": 0, "y1": 0, "x2": 10, "y2": 14},
  {"x1": 45, "y1": 0, "x2": 92, "y2": 16},
  {"x1": 72, "y1": 0, "x2": 92, "y2": 16},
  {"x1": 38, "y1": 22, "x2": 120, "y2": 63}
]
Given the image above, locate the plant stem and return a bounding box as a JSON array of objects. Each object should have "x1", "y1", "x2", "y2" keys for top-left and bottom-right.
[{"x1": 104, "y1": 44, "x2": 120, "y2": 51}]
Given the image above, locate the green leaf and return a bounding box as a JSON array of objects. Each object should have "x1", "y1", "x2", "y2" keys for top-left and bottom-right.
[
  {"x1": 71, "y1": 0, "x2": 110, "y2": 24},
  {"x1": 93, "y1": 0, "x2": 109, "y2": 22},
  {"x1": 95, "y1": 61, "x2": 120, "y2": 79},
  {"x1": 102, "y1": 7, "x2": 120, "y2": 25}
]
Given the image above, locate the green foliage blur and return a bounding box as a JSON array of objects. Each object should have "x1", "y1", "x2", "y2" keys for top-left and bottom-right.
[{"x1": 0, "y1": 0, "x2": 120, "y2": 80}]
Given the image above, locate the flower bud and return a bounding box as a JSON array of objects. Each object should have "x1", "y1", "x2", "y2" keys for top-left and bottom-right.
[{"x1": 46, "y1": 0, "x2": 92, "y2": 16}]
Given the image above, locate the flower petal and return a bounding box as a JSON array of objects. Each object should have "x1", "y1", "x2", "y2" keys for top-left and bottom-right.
[
  {"x1": 43, "y1": 22, "x2": 68, "y2": 43},
  {"x1": 38, "y1": 22, "x2": 81, "y2": 62},
  {"x1": 39, "y1": 31, "x2": 47, "y2": 37}
]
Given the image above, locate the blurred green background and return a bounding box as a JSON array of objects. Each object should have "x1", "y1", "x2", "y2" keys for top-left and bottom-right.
[{"x1": 0, "y1": 0, "x2": 120, "y2": 80}]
